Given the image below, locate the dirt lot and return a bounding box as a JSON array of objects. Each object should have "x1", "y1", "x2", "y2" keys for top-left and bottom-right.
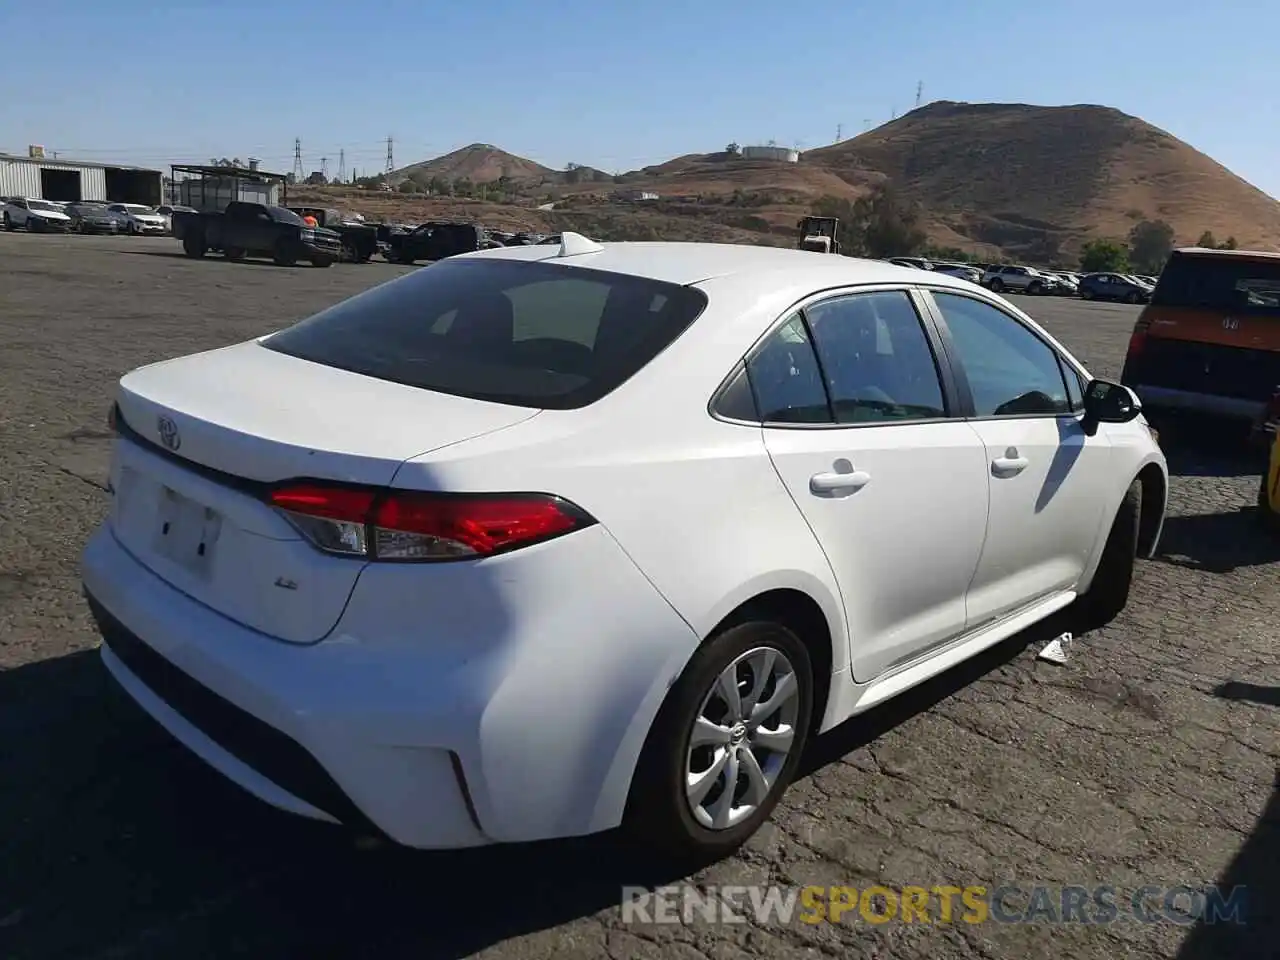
[{"x1": 1, "y1": 233, "x2": 1277, "y2": 960}]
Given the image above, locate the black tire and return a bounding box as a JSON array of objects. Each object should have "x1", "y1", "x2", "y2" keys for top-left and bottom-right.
[
  {"x1": 2, "y1": 213, "x2": 11, "y2": 232},
  {"x1": 1076, "y1": 479, "x2": 1142, "y2": 628},
  {"x1": 182, "y1": 233, "x2": 206, "y2": 258},
  {"x1": 273, "y1": 242, "x2": 297, "y2": 267},
  {"x1": 1028, "y1": 280, "x2": 1043, "y2": 295},
  {"x1": 1260, "y1": 473, "x2": 1280, "y2": 534},
  {"x1": 623, "y1": 619, "x2": 813, "y2": 865},
  {"x1": 1125, "y1": 290, "x2": 1141, "y2": 304},
  {"x1": 127, "y1": 221, "x2": 137, "y2": 236},
  {"x1": 988, "y1": 278, "x2": 1004, "y2": 293},
  {"x1": 223, "y1": 247, "x2": 246, "y2": 261},
  {"x1": 1080, "y1": 288, "x2": 1093, "y2": 300},
  {"x1": 310, "y1": 256, "x2": 333, "y2": 268},
  {"x1": 340, "y1": 240, "x2": 357, "y2": 262}
]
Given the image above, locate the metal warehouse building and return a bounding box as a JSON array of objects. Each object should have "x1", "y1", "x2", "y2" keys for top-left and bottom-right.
[{"x1": 0, "y1": 148, "x2": 163, "y2": 205}]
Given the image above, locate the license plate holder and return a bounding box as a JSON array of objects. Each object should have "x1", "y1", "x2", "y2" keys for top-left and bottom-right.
[{"x1": 153, "y1": 485, "x2": 222, "y2": 576}]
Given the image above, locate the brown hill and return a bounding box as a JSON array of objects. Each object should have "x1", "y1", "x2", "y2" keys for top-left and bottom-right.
[
  {"x1": 805, "y1": 101, "x2": 1280, "y2": 259},
  {"x1": 391, "y1": 143, "x2": 556, "y2": 185},
  {"x1": 317, "y1": 102, "x2": 1280, "y2": 262}
]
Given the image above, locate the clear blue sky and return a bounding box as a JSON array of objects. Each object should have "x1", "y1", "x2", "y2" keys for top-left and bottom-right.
[{"x1": 2, "y1": 0, "x2": 1277, "y2": 197}]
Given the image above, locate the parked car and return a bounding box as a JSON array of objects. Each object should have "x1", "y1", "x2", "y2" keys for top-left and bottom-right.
[
  {"x1": 83, "y1": 237, "x2": 1167, "y2": 860},
  {"x1": 1121, "y1": 247, "x2": 1280, "y2": 424},
  {"x1": 931, "y1": 262, "x2": 983, "y2": 284},
  {"x1": 382, "y1": 221, "x2": 503, "y2": 264},
  {"x1": 1258, "y1": 389, "x2": 1280, "y2": 532},
  {"x1": 286, "y1": 206, "x2": 378, "y2": 262},
  {"x1": 3, "y1": 197, "x2": 73, "y2": 232},
  {"x1": 157, "y1": 204, "x2": 197, "y2": 233},
  {"x1": 1136, "y1": 275, "x2": 1159, "y2": 287},
  {"x1": 107, "y1": 203, "x2": 169, "y2": 235},
  {"x1": 886, "y1": 256, "x2": 934, "y2": 270},
  {"x1": 65, "y1": 202, "x2": 123, "y2": 234},
  {"x1": 1078, "y1": 273, "x2": 1151, "y2": 303},
  {"x1": 172, "y1": 201, "x2": 342, "y2": 266},
  {"x1": 982, "y1": 264, "x2": 1058, "y2": 295},
  {"x1": 1049, "y1": 272, "x2": 1080, "y2": 296}
]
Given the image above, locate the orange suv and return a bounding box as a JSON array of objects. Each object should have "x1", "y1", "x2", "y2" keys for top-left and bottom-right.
[{"x1": 1120, "y1": 247, "x2": 1280, "y2": 425}]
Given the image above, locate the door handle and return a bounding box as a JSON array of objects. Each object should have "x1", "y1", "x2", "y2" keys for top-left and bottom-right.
[
  {"x1": 991, "y1": 446, "x2": 1029, "y2": 476},
  {"x1": 810, "y1": 469, "x2": 871, "y2": 493}
]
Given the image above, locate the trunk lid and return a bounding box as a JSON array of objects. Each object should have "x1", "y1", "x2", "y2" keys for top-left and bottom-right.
[{"x1": 109, "y1": 340, "x2": 538, "y2": 643}]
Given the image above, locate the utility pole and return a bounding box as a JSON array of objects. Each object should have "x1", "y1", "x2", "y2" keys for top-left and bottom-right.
[
  {"x1": 385, "y1": 136, "x2": 394, "y2": 176},
  {"x1": 337, "y1": 149, "x2": 346, "y2": 183},
  {"x1": 915, "y1": 81, "x2": 923, "y2": 108},
  {"x1": 292, "y1": 138, "x2": 304, "y2": 180},
  {"x1": 836, "y1": 123, "x2": 842, "y2": 143}
]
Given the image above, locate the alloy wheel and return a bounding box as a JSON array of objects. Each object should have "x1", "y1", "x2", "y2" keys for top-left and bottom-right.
[{"x1": 685, "y1": 646, "x2": 800, "y2": 830}]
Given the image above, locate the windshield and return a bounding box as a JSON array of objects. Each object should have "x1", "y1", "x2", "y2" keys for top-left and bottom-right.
[
  {"x1": 124, "y1": 204, "x2": 156, "y2": 214},
  {"x1": 28, "y1": 200, "x2": 60, "y2": 212},
  {"x1": 1152, "y1": 252, "x2": 1280, "y2": 314},
  {"x1": 270, "y1": 206, "x2": 304, "y2": 225},
  {"x1": 261, "y1": 258, "x2": 709, "y2": 409}
]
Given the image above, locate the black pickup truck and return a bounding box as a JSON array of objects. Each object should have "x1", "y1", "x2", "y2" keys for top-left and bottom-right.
[
  {"x1": 382, "y1": 221, "x2": 503, "y2": 264},
  {"x1": 287, "y1": 206, "x2": 378, "y2": 262},
  {"x1": 172, "y1": 201, "x2": 342, "y2": 267}
]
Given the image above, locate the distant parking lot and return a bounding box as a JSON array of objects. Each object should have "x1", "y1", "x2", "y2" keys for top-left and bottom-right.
[{"x1": 1, "y1": 233, "x2": 1277, "y2": 960}]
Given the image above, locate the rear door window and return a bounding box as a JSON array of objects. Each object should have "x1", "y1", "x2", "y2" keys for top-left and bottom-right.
[
  {"x1": 804, "y1": 291, "x2": 948, "y2": 423},
  {"x1": 261, "y1": 258, "x2": 707, "y2": 409}
]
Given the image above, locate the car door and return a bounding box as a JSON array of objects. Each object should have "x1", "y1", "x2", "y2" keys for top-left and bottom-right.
[
  {"x1": 924, "y1": 289, "x2": 1114, "y2": 626},
  {"x1": 750, "y1": 289, "x2": 991, "y2": 681}
]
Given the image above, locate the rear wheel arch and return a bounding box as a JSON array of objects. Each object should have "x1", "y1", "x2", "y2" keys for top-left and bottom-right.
[{"x1": 704, "y1": 587, "x2": 835, "y2": 738}]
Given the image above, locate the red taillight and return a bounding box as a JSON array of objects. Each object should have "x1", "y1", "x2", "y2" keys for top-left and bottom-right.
[
  {"x1": 1127, "y1": 331, "x2": 1147, "y2": 356},
  {"x1": 266, "y1": 484, "x2": 594, "y2": 561}
]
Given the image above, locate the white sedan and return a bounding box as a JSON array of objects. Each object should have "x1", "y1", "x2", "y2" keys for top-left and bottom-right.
[
  {"x1": 82, "y1": 236, "x2": 1167, "y2": 860},
  {"x1": 3, "y1": 197, "x2": 73, "y2": 232},
  {"x1": 107, "y1": 203, "x2": 169, "y2": 235}
]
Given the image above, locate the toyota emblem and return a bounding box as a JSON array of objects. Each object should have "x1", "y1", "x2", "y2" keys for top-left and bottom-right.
[{"x1": 157, "y1": 415, "x2": 181, "y2": 451}]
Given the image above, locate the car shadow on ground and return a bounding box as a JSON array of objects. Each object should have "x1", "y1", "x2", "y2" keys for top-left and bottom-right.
[
  {"x1": 1174, "y1": 683, "x2": 1280, "y2": 958},
  {"x1": 1155, "y1": 509, "x2": 1279, "y2": 574},
  {"x1": 1150, "y1": 413, "x2": 1264, "y2": 479},
  {"x1": 0, "y1": 613, "x2": 1076, "y2": 959},
  {"x1": 109, "y1": 250, "x2": 306, "y2": 268}
]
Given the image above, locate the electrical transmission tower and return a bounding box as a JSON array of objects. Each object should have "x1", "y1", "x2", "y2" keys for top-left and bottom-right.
[
  {"x1": 337, "y1": 149, "x2": 346, "y2": 183},
  {"x1": 292, "y1": 138, "x2": 304, "y2": 180},
  {"x1": 320, "y1": 157, "x2": 328, "y2": 181},
  {"x1": 915, "y1": 81, "x2": 923, "y2": 108},
  {"x1": 385, "y1": 136, "x2": 394, "y2": 175},
  {"x1": 836, "y1": 123, "x2": 842, "y2": 143}
]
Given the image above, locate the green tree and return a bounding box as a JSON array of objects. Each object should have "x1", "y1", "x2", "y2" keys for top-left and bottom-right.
[
  {"x1": 725, "y1": 142, "x2": 741, "y2": 155},
  {"x1": 811, "y1": 185, "x2": 926, "y2": 257},
  {"x1": 1196, "y1": 230, "x2": 1217, "y2": 248},
  {"x1": 1220, "y1": 236, "x2": 1238, "y2": 249},
  {"x1": 1080, "y1": 239, "x2": 1129, "y2": 272},
  {"x1": 397, "y1": 180, "x2": 416, "y2": 194},
  {"x1": 1127, "y1": 219, "x2": 1175, "y2": 273}
]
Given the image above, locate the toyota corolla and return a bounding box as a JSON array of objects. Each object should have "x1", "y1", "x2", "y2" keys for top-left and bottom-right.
[{"x1": 82, "y1": 235, "x2": 1168, "y2": 860}]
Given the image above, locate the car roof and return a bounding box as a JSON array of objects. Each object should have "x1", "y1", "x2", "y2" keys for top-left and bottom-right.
[{"x1": 459, "y1": 240, "x2": 976, "y2": 291}]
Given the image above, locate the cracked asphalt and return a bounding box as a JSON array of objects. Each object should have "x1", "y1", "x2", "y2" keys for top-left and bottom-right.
[{"x1": 1, "y1": 234, "x2": 1277, "y2": 960}]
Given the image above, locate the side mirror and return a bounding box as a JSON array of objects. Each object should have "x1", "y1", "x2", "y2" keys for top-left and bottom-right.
[{"x1": 1081, "y1": 379, "x2": 1142, "y2": 435}]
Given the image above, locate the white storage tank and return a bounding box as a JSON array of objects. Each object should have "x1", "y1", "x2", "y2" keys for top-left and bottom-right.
[{"x1": 741, "y1": 145, "x2": 800, "y2": 162}]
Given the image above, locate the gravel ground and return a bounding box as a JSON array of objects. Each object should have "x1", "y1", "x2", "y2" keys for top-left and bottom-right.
[{"x1": 1, "y1": 233, "x2": 1277, "y2": 960}]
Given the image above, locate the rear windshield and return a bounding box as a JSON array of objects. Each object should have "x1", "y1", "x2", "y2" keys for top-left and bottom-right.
[
  {"x1": 1152, "y1": 253, "x2": 1280, "y2": 315},
  {"x1": 261, "y1": 257, "x2": 709, "y2": 409}
]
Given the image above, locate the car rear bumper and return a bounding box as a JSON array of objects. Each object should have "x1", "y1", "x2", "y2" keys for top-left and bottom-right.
[
  {"x1": 1128, "y1": 384, "x2": 1267, "y2": 422},
  {"x1": 81, "y1": 519, "x2": 697, "y2": 848}
]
